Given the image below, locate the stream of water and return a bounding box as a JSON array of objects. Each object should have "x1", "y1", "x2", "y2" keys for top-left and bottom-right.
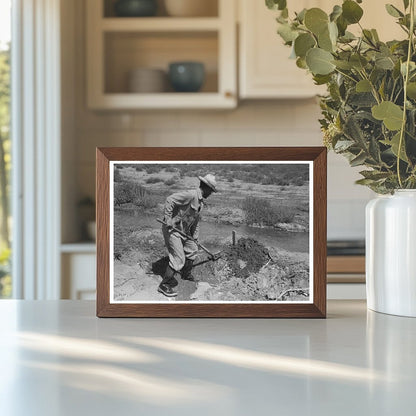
[
  {"x1": 136, "y1": 212, "x2": 309, "y2": 254},
  {"x1": 200, "y1": 221, "x2": 309, "y2": 253}
]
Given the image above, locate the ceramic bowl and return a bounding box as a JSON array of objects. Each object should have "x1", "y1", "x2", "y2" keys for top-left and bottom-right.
[
  {"x1": 114, "y1": 0, "x2": 158, "y2": 17},
  {"x1": 168, "y1": 62, "x2": 205, "y2": 92}
]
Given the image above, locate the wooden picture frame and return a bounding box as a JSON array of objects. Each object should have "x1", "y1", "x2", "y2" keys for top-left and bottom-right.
[{"x1": 96, "y1": 147, "x2": 327, "y2": 318}]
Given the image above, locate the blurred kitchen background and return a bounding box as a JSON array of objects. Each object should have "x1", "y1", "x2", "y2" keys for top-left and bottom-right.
[{"x1": 3, "y1": 0, "x2": 403, "y2": 300}]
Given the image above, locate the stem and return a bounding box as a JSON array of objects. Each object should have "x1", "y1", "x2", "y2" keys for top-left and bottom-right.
[
  {"x1": 397, "y1": 0, "x2": 415, "y2": 188},
  {"x1": 390, "y1": 79, "x2": 398, "y2": 101},
  {"x1": 359, "y1": 69, "x2": 381, "y2": 104},
  {"x1": 334, "y1": 68, "x2": 358, "y2": 84}
]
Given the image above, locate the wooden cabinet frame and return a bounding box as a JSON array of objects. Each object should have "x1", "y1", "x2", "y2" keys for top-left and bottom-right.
[{"x1": 86, "y1": 0, "x2": 237, "y2": 109}]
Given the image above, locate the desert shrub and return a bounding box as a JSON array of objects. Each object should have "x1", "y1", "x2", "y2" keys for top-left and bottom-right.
[
  {"x1": 165, "y1": 166, "x2": 177, "y2": 173},
  {"x1": 114, "y1": 169, "x2": 122, "y2": 182},
  {"x1": 276, "y1": 178, "x2": 290, "y2": 186},
  {"x1": 164, "y1": 177, "x2": 177, "y2": 186},
  {"x1": 145, "y1": 166, "x2": 160, "y2": 174},
  {"x1": 227, "y1": 177, "x2": 234, "y2": 183},
  {"x1": 261, "y1": 176, "x2": 275, "y2": 185},
  {"x1": 293, "y1": 177, "x2": 305, "y2": 186},
  {"x1": 114, "y1": 182, "x2": 159, "y2": 208},
  {"x1": 145, "y1": 176, "x2": 163, "y2": 184},
  {"x1": 135, "y1": 166, "x2": 144, "y2": 172},
  {"x1": 242, "y1": 196, "x2": 295, "y2": 226}
]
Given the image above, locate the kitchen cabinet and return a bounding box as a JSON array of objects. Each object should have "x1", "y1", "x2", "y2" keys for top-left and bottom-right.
[
  {"x1": 238, "y1": 0, "x2": 404, "y2": 99},
  {"x1": 327, "y1": 256, "x2": 366, "y2": 299},
  {"x1": 86, "y1": 0, "x2": 237, "y2": 109},
  {"x1": 61, "y1": 245, "x2": 96, "y2": 300},
  {"x1": 238, "y1": 0, "x2": 325, "y2": 99}
]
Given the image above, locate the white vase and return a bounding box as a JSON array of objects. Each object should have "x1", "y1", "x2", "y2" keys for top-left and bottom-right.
[{"x1": 366, "y1": 190, "x2": 416, "y2": 317}]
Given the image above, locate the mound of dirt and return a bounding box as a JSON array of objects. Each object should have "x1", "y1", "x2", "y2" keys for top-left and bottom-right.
[{"x1": 224, "y1": 238, "x2": 270, "y2": 279}]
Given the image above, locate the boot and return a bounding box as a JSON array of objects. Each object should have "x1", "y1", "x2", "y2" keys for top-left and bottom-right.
[
  {"x1": 181, "y1": 259, "x2": 196, "y2": 282},
  {"x1": 158, "y1": 265, "x2": 178, "y2": 297}
]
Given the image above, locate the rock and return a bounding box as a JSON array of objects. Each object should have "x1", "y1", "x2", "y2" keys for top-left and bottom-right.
[
  {"x1": 276, "y1": 222, "x2": 307, "y2": 232},
  {"x1": 266, "y1": 290, "x2": 277, "y2": 300},
  {"x1": 190, "y1": 282, "x2": 212, "y2": 300},
  {"x1": 257, "y1": 275, "x2": 269, "y2": 290},
  {"x1": 237, "y1": 259, "x2": 247, "y2": 269}
]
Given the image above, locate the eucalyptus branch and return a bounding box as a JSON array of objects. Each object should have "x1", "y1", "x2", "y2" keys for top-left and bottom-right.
[
  {"x1": 393, "y1": 85, "x2": 404, "y2": 103},
  {"x1": 359, "y1": 69, "x2": 381, "y2": 104},
  {"x1": 334, "y1": 68, "x2": 359, "y2": 84},
  {"x1": 390, "y1": 79, "x2": 398, "y2": 101},
  {"x1": 397, "y1": 0, "x2": 415, "y2": 188}
]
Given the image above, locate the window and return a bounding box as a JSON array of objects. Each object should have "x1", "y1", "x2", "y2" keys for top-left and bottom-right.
[{"x1": 0, "y1": 0, "x2": 11, "y2": 298}]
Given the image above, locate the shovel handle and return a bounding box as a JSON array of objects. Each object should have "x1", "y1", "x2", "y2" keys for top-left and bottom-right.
[{"x1": 157, "y1": 218, "x2": 216, "y2": 259}]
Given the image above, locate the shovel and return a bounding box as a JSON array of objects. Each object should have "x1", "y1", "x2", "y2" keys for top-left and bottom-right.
[{"x1": 157, "y1": 218, "x2": 222, "y2": 261}]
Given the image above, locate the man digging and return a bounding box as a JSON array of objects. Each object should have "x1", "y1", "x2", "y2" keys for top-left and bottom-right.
[{"x1": 158, "y1": 174, "x2": 217, "y2": 298}]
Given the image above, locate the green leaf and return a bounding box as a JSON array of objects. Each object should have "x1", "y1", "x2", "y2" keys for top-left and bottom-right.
[
  {"x1": 356, "y1": 79, "x2": 372, "y2": 92},
  {"x1": 342, "y1": 0, "x2": 364, "y2": 24},
  {"x1": 371, "y1": 29, "x2": 380, "y2": 42},
  {"x1": 334, "y1": 139, "x2": 355, "y2": 151},
  {"x1": 403, "y1": 0, "x2": 410, "y2": 10},
  {"x1": 350, "y1": 54, "x2": 368, "y2": 70},
  {"x1": 296, "y1": 57, "x2": 308, "y2": 69},
  {"x1": 344, "y1": 114, "x2": 367, "y2": 147},
  {"x1": 333, "y1": 60, "x2": 353, "y2": 70},
  {"x1": 369, "y1": 136, "x2": 382, "y2": 163},
  {"x1": 318, "y1": 27, "x2": 334, "y2": 52},
  {"x1": 339, "y1": 31, "x2": 356, "y2": 43},
  {"x1": 306, "y1": 48, "x2": 335, "y2": 75},
  {"x1": 401, "y1": 61, "x2": 416, "y2": 76},
  {"x1": 387, "y1": 132, "x2": 409, "y2": 162},
  {"x1": 350, "y1": 151, "x2": 367, "y2": 167},
  {"x1": 407, "y1": 82, "x2": 416, "y2": 99},
  {"x1": 393, "y1": 60, "x2": 402, "y2": 79},
  {"x1": 372, "y1": 101, "x2": 404, "y2": 130},
  {"x1": 296, "y1": 8, "x2": 307, "y2": 23},
  {"x1": 276, "y1": 14, "x2": 287, "y2": 24},
  {"x1": 348, "y1": 92, "x2": 377, "y2": 107},
  {"x1": 304, "y1": 8, "x2": 329, "y2": 35},
  {"x1": 330, "y1": 5, "x2": 342, "y2": 22},
  {"x1": 378, "y1": 78, "x2": 386, "y2": 100},
  {"x1": 313, "y1": 74, "x2": 332, "y2": 85},
  {"x1": 328, "y1": 21, "x2": 338, "y2": 45},
  {"x1": 277, "y1": 23, "x2": 298, "y2": 43},
  {"x1": 362, "y1": 29, "x2": 375, "y2": 46},
  {"x1": 355, "y1": 178, "x2": 377, "y2": 186},
  {"x1": 294, "y1": 33, "x2": 316, "y2": 58},
  {"x1": 385, "y1": 4, "x2": 404, "y2": 18},
  {"x1": 360, "y1": 170, "x2": 391, "y2": 181},
  {"x1": 266, "y1": 0, "x2": 287, "y2": 11},
  {"x1": 375, "y1": 55, "x2": 395, "y2": 70}
]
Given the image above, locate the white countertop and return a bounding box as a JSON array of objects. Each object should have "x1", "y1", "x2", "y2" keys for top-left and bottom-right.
[{"x1": 0, "y1": 300, "x2": 415, "y2": 415}]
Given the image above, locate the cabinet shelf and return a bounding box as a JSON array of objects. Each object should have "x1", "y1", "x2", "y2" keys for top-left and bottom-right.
[
  {"x1": 101, "y1": 17, "x2": 221, "y2": 32},
  {"x1": 90, "y1": 92, "x2": 235, "y2": 110},
  {"x1": 86, "y1": 0, "x2": 236, "y2": 109}
]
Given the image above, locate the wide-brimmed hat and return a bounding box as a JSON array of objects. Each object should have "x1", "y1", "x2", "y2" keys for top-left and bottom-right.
[{"x1": 198, "y1": 174, "x2": 217, "y2": 192}]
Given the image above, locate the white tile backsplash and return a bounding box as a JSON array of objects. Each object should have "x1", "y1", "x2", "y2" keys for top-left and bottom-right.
[{"x1": 74, "y1": 100, "x2": 370, "y2": 240}]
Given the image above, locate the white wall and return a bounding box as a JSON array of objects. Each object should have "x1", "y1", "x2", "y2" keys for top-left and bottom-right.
[{"x1": 62, "y1": 0, "x2": 375, "y2": 243}]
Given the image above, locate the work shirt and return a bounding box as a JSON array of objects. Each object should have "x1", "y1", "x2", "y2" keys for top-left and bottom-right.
[{"x1": 163, "y1": 188, "x2": 204, "y2": 240}]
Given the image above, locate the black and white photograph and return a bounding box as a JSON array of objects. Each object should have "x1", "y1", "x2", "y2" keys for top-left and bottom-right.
[{"x1": 109, "y1": 161, "x2": 313, "y2": 303}]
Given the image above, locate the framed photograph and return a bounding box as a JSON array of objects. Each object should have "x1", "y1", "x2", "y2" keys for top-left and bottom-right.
[{"x1": 96, "y1": 147, "x2": 327, "y2": 318}]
